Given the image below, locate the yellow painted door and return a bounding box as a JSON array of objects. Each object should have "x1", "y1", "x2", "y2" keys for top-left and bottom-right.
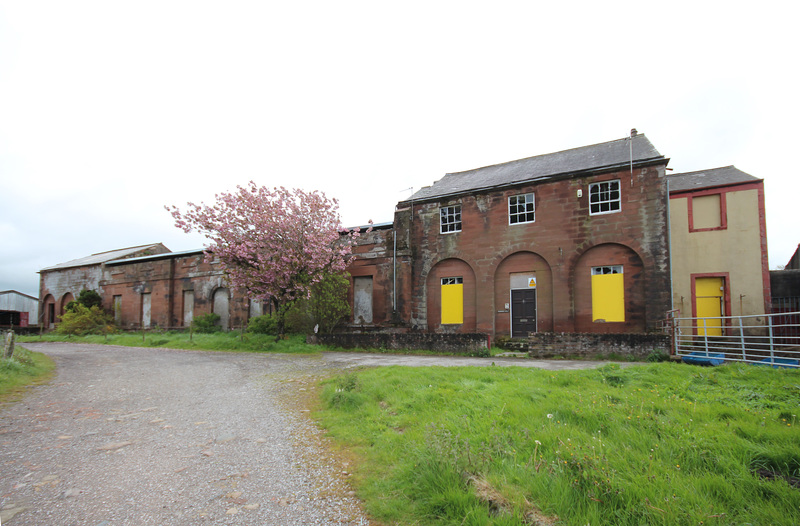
[
  {"x1": 695, "y1": 277, "x2": 724, "y2": 336},
  {"x1": 441, "y1": 283, "x2": 463, "y2": 324}
]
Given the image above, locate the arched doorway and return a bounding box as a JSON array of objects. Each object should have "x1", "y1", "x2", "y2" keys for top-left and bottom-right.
[{"x1": 494, "y1": 252, "x2": 553, "y2": 337}]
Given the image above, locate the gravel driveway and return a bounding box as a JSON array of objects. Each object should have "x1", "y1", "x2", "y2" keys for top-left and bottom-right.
[
  {"x1": 1, "y1": 343, "x2": 619, "y2": 525},
  {"x1": 0, "y1": 343, "x2": 370, "y2": 525}
]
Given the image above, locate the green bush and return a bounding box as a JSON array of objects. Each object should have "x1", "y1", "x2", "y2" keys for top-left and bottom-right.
[
  {"x1": 191, "y1": 313, "x2": 221, "y2": 333},
  {"x1": 246, "y1": 314, "x2": 279, "y2": 335},
  {"x1": 56, "y1": 304, "x2": 116, "y2": 336},
  {"x1": 65, "y1": 289, "x2": 104, "y2": 313}
]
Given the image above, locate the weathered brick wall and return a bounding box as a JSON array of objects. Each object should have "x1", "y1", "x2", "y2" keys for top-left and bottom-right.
[
  {"x1": 315, "y1": 332, "x2": 489, "y2": 355},
  {"x1": 503, "y1": 332, "x2": 671, "y2": 359},
  {"x1": 101, "y1": 253, "x2": 249, "y2": 330},
  {"x1": 346, "y1": 226, "x2": 396, "y2": 325},
  {"x1": 392, "y1": 164, "x2": 671, "y2": 337}
]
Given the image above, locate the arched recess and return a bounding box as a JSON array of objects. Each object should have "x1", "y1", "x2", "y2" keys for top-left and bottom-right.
[
  {"x1": 573, "y1": 243, "x2": 645, "y2": 333},
  {"x1": 42, "y1": 294, "x2": 56, "y2": 328},
  {"x1": 60, "y1": 292, "x2": 74, "y2": 317},
  {"x1": 213, "y1": 288, "x2": 231, "y2": 331},
  {"x1": 425, "y1": 258, "x2": 476, "y2": 332},
  {"x1": 494, "y1": 251, "x2": 553, "y2": 337}
]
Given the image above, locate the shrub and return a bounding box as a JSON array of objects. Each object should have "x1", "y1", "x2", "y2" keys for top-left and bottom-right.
[
  {"x1": 56, "y1": 304, "x2": 116, "y2": 336},
  {"x1": 77, "y1": 289, "x2": 103, "y2": 309},
  {"x1": 191, "y1": 313, "x2": 221, "y2": 333},
  {"x1": 246, "y1": 314, "x2": 278, "y2": 335}
]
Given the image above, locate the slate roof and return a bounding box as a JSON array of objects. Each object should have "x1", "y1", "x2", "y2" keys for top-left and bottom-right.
[
  {"x1": 40, "y1": 243, "x2": 168, "y2": 271},
  {"x1": 403, "y1": 134, "x2": 666, "y2": 203},
  {"x1": 104, "y1": 248, "x2": 206, "y2": 267},
  {"x1": 667, "y1": 166, "x2": 760, "y2": 193}
]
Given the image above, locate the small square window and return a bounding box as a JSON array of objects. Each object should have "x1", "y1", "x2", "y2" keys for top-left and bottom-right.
[
  {"x1": 509, "y1": 193, "x2": 535, "y2": 224},
  {"x1": 589, "y1": 180, "x2": 621, "y2": 215},
  {"x1": 440, "y1": 205, "x2": 462, "y2": 233},
  {"x1": 441, "y1": 277, "x2": 464, "y2": 285}
]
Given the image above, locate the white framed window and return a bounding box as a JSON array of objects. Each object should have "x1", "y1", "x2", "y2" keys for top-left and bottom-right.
[
  {"x1": 509, "y1": 193, "x2": 535, "y2": 224},
  {"x1": 440, "y1": 205, "x2": 462, "y2": 233},
  {"x1": 589, "y1": 180, "x2": 621, "y2": 215},
  {"x1": 441, "y1": 277, "x2": 463, "y2": 285}
]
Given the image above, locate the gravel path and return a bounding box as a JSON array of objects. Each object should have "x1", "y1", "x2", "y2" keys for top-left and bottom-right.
[{"x1": 0, "y1": 343, "x2": 369, "y2": 525}]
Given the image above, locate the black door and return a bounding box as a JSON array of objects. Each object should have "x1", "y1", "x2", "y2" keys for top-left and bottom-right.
[{"x1": 511, "y1": 289, "x2": 537, "y2": 337}]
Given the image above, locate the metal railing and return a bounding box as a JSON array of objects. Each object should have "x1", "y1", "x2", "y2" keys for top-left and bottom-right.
[{"x1": 673, "y1": 311, "x2": 800, "y2": 367}]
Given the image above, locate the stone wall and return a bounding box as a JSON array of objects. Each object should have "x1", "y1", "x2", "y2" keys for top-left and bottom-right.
[
  {"x1": 502, "y1": 332, "x2": 671, "y2": 359},
  {"x1": 315, "y1": 332, "x2": 490, "y2": 356}
]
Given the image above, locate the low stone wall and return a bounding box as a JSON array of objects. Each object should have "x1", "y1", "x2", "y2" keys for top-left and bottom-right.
[
  {"x1": 503, "y1": 332, "x2": 671, "y2": 359},
  {"x1": 314, "y1": 332, "x2": 490, "y2": 356}
]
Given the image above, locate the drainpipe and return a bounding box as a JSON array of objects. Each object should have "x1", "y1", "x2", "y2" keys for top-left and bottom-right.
[
  {"x1": 393, "y1": 229, "x2": 397, "y2": 313},
  {"x1": 667, "y1": 177, "x2": 674, "y2": 312}
]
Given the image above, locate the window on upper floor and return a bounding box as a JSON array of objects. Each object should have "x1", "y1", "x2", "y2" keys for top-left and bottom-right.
[
  {"x1": 509, "y1": 193, "x2": 535, "y2": 224},
  {"x1": 589, "y1": 180, "x2": 621, "y2": 215},
  {"x1": 690, "y1": 193, "x2": 725, "y2": 231},
  {"x1": 440, "y1": 205, "x2": 462, "y2": 233}
]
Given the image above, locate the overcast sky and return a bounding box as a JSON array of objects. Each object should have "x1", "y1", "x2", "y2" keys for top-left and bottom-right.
[{"x1": 2, "y1": 1, "x2": 798, "y2": 297}]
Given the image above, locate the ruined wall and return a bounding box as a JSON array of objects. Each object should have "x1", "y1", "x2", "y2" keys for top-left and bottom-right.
[
  {"x1": 346, "y1": 226, "x2": 398, "y2": 326},
  {"x1": 101, "y1": 253, "x2": 249, "y2": 330},
  {"x1": 393, "y1": 164, "x2": 671, "y2": 337}
]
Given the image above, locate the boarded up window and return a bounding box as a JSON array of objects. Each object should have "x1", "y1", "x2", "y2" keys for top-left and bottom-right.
[
  {"x1": 353, "y1": 276, "x2": 373, "y2": 324},
  {"x1": 183, "y1": 290, "x2": 194, "y2": 326},
  {"x1": 441, "y1": 277, "x2": 464, "y2": 324},
  {"x1": 113, "y1": 295, "x2": 122, "y2": 324},
  {"x1": 692, "y1": 194, "x2": 722, "y2": 229},
  {"x1": 213, "y1": 288, "x2": 230, "y2": 331},
  {"x1": 142, "y1": 293, "x2": 152, "y2": 328},
  {"x1": 591, "y1": 266, "x2": 624, "y2": 322}
]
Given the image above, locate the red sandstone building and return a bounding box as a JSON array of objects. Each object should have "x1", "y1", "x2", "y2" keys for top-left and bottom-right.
[
  {"x1": 39, "y1": 133, "x2": 683, "y2": 339},
  {"x1": 349, "y1": 132, "x2": 673, "y2": 337}
]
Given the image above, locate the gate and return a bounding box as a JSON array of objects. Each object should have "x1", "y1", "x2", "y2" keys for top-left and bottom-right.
[{"x1": 673, "y1": 311, "x2": 800, "y2": 367}]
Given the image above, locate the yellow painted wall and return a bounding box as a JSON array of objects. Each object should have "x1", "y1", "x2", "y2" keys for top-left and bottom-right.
[
  {"x1": 670, "y1": 188, "x2": 766, "y2": 322},
  {"x1": 591, "y1": 273, "x2": 625, "y2": 322},
  {"x1": 441, "y1": 283, "x2": 463, "y2": 324}
]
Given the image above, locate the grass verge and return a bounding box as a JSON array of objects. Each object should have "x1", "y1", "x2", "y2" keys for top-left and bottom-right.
[
  {"x1": 17, "y1": 332, "x2": 319, "y2": 354},
  {"x1": 0, "y1": 347, "x2": 56, "y2": 403},
  {"x1": 315, "y1": 362, "x2": 800, "y2": 525}
]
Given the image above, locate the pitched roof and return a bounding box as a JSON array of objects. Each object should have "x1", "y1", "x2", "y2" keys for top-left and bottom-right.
[
  {"x1": 40, "y1": 243, "x2": 169, "y2": 272},
  {"x1": 404, "y1": 134, "x2": 666, "y2": 203},
  {"x1": 667, "y1": 166, "x2": 760, "y2": 193}
]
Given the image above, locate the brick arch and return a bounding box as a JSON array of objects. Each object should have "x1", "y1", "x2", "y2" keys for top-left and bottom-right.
[
  {"x1": 493, "y1": 251, "x2": 554, "y2": 336},
  {"x1": 42, "y1": 294, "x2": 56, "y2": 328},
  {"x1": 572, "y1": 243, "x2": 645, "y2": 333},
  {"x1": 425, "y1": 258, "x2": 476, "y2": 332},
  {"x1": 60, "y1": 292, "x2": 74, "y2": 317}
]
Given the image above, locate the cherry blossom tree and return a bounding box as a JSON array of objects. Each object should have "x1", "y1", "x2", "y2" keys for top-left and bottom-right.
[{"x1": 167, "y1": 182, "x2": 366, "y2": 333}]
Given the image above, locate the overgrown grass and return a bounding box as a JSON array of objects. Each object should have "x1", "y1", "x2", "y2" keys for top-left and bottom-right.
[
  {"x1": 17, "y1": 331, "x2": 318, "y2": 354},
  {"x1": 0, "y1": 347, "x2": 56, "y2": 402},
  {"x1": 316, "y1": 363, "x2": 800, "y2": 525}
]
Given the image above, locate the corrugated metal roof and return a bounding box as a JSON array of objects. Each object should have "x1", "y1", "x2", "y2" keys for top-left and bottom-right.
[
  {"x1": 39, "y1": 243, "x2": 168, "y2": 271},
  {"x1": 667, "y1": 166, "x2": 760, "y2": 192},
  {"x1": 404, "y1": 134, "x2": 665, "y2": 203}
]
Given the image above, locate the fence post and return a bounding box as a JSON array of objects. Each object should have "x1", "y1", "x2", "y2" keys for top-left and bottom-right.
[
  {"x1": 768, "y1": 315, "x2": 775, "y2": 364},
  {"x1": 738, "y1": 317, "x2": 746, "y2": 362}
]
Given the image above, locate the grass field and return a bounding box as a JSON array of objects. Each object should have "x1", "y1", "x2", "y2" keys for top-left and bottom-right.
[
  {"x1": 0, "y1": 346, "x2": 55, "y2": 403},
  {"x1": 316, "y1": 362, "x2": 800, "y2": 525},
  {"x1": 17, "y1": 331, "x2": 318, "y2": 354}
]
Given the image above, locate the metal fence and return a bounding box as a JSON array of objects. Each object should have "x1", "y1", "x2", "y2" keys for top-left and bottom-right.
[{"x1": 672, "y1": 311, "x2": 800, "y2": 368}]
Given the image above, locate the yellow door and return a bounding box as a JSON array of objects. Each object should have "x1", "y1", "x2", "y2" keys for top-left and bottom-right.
[{"x1": 695, "y1": 277, "x2": 724, "y2": 336}]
